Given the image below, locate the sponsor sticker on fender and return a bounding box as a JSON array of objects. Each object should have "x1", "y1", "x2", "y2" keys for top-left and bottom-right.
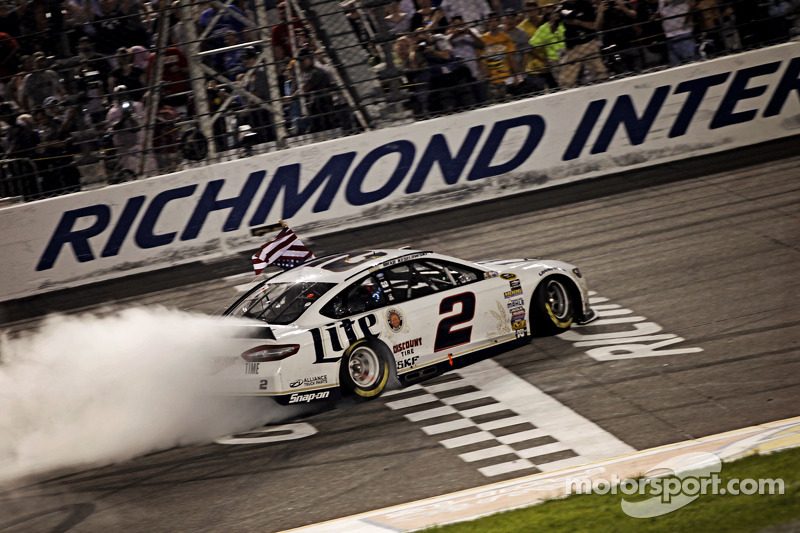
[
  {"x1": 289, "y1": 375, "x2": 329, "y2": 388},
  {"x1": 289, "y1": 391, "x2": 331, "y2": 403}
]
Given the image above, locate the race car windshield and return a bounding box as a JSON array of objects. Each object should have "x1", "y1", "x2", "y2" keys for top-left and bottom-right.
[{"x1": 227, "y1": 281, "x2": 336, "y2": 324}]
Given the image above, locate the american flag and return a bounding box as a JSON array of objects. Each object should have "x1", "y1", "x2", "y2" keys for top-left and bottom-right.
[{"x1": 251, "y1": 226, "x2": 315, "y2": 274}]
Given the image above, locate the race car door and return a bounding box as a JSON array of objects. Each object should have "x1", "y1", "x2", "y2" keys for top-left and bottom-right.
[{"x1": 374, "y1": 257, "x2": 521, "y2": 376}]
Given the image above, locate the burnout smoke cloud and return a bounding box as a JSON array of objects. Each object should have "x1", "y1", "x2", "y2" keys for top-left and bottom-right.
[{"x1": 0, "y1": 307, "x2": 287, "y2": 482}]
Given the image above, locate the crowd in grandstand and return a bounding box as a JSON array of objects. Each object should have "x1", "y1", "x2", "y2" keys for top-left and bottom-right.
[{"x1": 0, "y1": 0, "x2": 797, "y2": 201}]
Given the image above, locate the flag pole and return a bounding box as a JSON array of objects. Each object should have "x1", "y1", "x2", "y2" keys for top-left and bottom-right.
[{"x1": 251, "y1": 220, "x2": 287, "y2": 237}]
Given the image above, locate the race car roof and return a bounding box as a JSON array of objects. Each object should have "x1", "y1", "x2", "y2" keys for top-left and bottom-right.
[{"x1": 266, "y1": 249, "x2": 436, "y2": 284}]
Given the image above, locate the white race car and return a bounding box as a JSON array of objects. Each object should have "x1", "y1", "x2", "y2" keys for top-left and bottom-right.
[{"x1": 215, "y1": 250, "x2": 597, "y2": 404}]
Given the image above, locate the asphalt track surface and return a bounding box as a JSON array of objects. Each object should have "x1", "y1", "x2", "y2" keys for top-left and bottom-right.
[{"x1": 1, "y1": 136, "x2": 798, "y2": 532}]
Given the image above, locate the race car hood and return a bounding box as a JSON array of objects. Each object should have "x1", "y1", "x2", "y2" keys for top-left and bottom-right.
[{"x1": 477, "y1": 258, "x2": 577, "y2": 274}]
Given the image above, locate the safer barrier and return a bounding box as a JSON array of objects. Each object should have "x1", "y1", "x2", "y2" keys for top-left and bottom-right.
[{"x1": 0, "y1": 42, "x2": 798, "y2": 302}]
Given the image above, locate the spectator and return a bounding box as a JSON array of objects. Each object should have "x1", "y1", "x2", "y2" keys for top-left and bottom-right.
[
  {"x1": 297, "y1": 47, "x2": 334, "y2": 133},
  {"x1": 413, "y1": 6, "x2": 449, "y2": 34},
  {"x1": 240, "y1": 47, "x2": 275, "y2": 144},
  {"x1": 598, "y1": 0, "x2": 642, "y2": 75},
  {"x1": 0, "y1": 0, "x2": 28, "y2": 42},
  {"x1": 446, "y1": 14, "x2": 487, "y2": 103},
  {"x1": 517, "y1": 1, "x2": 542, "y2": 36},
  {"x1": 272, "y1": 2, "x2": 308, "y2": 62},
  {"x1": 636, "y1": 0, "x2": 668, "y2": 67},
  {"x1": 72, "y1": 61, "x2": 108, "y2": 124},
  {"x1": 343, "y1": 6, "x2": 373, "y2": 49},
  {"x1": 529, "y1": 5, "x2": 566, "y2": 85},
  {"x1": 480, "y1": 12, "x2": 520, "y2": 101},
  {"x1": 109, "y1": 47, "x2": 146, "y2": 101},
  {"x1": 658, "y1": 0, "x2": 696, "y2": 65},
  {"x1": 409, "y1": 0, "x2": 434, "y2": 32},
  {"x1": 0, "y1": 31, "x2": 19, "y2": 81},
  {"x1": 517, "y1": 1, "x2": 557, "y2": 90},
  {"x1": 151, "y1": 92, "x2": 181, "y2": 173},
  {"x1": 76, "y1": 36, "x2": 112, "y2": 93},
  {"x1": 130, "y1": 45, "x2": 149, "y2": 70},
  {"x1": 32, "y1": 101, "x2": 81, "y2": 196},
  {"x1": 7, "y1": 54, "x2": 32, "y2": 109},
  {"x1": 4, "y1": 112, "x2": 40, "y2": 200},
  {"x1": 495, "y1": 0, "x2": 524, "y2": 13},
  {"x1": 241, "y1": 46, "x2": 268, "y2": 99},
  {"x1": 20, "y1": 52, "x2": 62, "y2": 111},
  {"x1": 440, "y1": 0, "x2": 492, "y2": 31},
  {"x1": 393, "y1": 34, "x2": 430, "y2": 116},
  {"x1": 502, "y1": 9, "x2": 539, "y2": 92},
  {"x1": 558, "y1": 0, "x2": 608, "y2": 87},
  {"x1": 690, "y1": 0, "x2": 722, "y2": 58},
  {"x1": 281, "y1": 62, "x2": 307, "y2": 134},
  {"x1": 84, "y1": 0, "x2": 148, "y2": 56},
  {"x1": 221, "y1": 30, "x2": 246, "y2": 81},
  {"x1": 718, "y1": 6, "x2": 742, "y2": 52},
  {"x1": 147, "y1": 45, "x2": 190, "y2": 109},
  {"x1": 198, "y1": 1, "x2": 249, "y2": 69},
  {"x1": 765, "y1": 0, "x2": 794, "y2": 42},
  {"x1": 23, "y1": 0, "x2": 61, "y2": 56},
  {"x1": 385, "y1": 0, "x2": 413, "y2": 35},
  {"x1": 106, "y1": 84, "x2": 154, "y2": 179},
  {"x1": 414, "y1": 26, "x2": 474, "y2": 112}
]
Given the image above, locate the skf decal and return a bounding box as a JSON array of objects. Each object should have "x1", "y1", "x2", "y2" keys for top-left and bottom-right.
[
  {"x1": 396, "y1": 356, "x2": 420, "y2": 370},
  {"x1": 289, "y1": 391, "x2": 331, "y2": 403}
]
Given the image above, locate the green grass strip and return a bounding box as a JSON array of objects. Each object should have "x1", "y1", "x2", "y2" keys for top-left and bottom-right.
[{"x1": 422, "y1": 447, "x2": 800, "y2": 533}]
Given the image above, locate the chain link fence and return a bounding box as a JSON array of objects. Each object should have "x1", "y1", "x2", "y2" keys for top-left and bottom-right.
[{"x1": 0, "y1": 0, "x2": 797, "y2": 206}]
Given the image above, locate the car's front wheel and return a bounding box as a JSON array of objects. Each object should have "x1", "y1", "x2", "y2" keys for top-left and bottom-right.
[
  {"x1": 340, "y1": 339, "x2": 391, "y2": 399},
  {"x1": 533, "y1": 277, "x2": 575, "y2": 335}
]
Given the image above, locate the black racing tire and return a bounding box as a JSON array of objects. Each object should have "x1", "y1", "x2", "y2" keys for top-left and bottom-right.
[
  {"x1": 532, "y1": 276, "x2": 575, "y2": 336},
  {"x1": 340, "y1": 338, "x2": 392, "y2": 399}
]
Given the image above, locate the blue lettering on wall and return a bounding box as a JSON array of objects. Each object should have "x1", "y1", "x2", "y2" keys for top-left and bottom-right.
[
  {"x1": 669, "y1": 73, "x2": 730, "y2": 137},
  {"x1": 37, "y1": 205, "x2": 111, "y2": 271},
  {"x1": 764, "y1": 57, "x2": 800, "y2": 117},
  {"x1": 135, "y1": 185, "x2": 197, "y2": 249},
  {"x1": 101, "y1": 195, "x2": 145, "y2": 257},
  {"x1": 35, "y1": 57, "x2": 800, "y2": 274},
  {"x1": 710, "y1": 62, "x2": 781, "y2": 129},
  {"x1": 467, "y1": 115, "x2": 545, "y2": 180},
  {"x1": 591, "y1": 86, "x2": 671, "y2": 154},
  {"x1": 563, "y1": 100, "x2": 605, "y2": 161},
  {"x1": 249, "y1": 152, "x2": 356, "y2": 225},
  {"x1": 346, "y1": 141, "x2": 415, "y2": 205},
  {"x1": 406, "y1": 127, "x2": 484, "y2": 194},
  {"x1": 181, "y1": 172, "x2": 263, "y2": 240}
]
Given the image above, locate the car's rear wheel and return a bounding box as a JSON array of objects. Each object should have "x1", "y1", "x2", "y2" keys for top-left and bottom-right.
[
  {"x1": 533, "y1": 277, "x2": 575, "y2": 335},
  {"x1": 340, "y1": 339, "x2": 391, "y2": 399}
]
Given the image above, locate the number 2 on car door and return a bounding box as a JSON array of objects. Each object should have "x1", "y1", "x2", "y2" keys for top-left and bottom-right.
[{"x1": 434, "y1": 292, "x2": 476, "y2": 352}]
